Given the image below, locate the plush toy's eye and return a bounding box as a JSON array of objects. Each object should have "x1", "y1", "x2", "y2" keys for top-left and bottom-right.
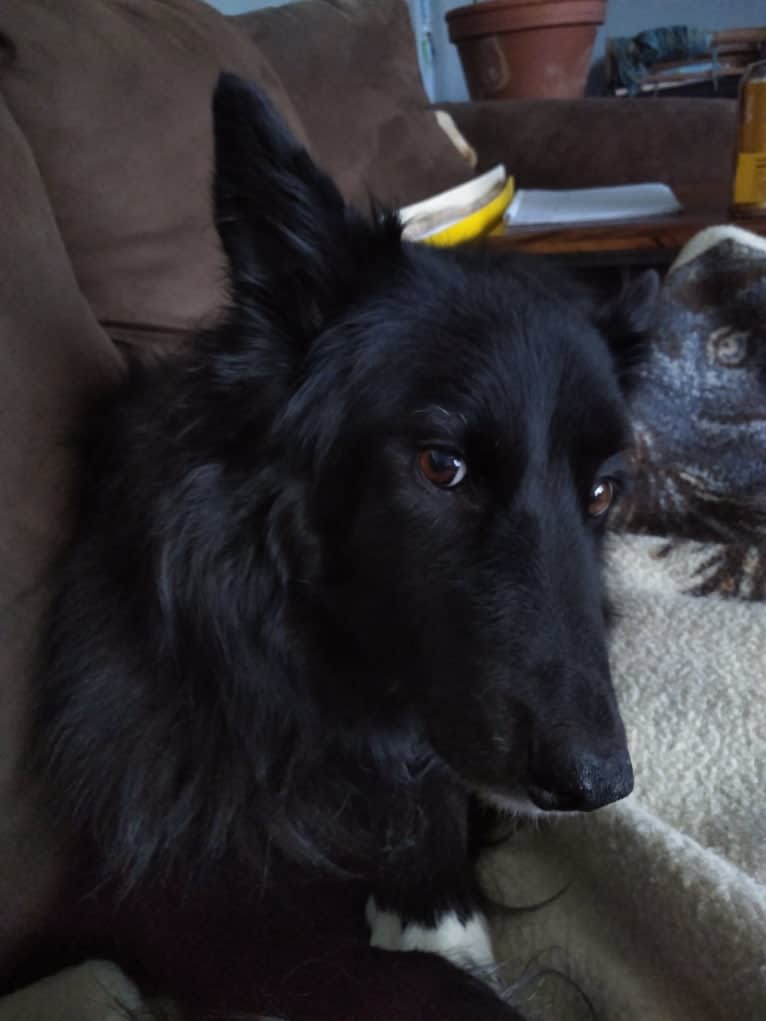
[
  {"x1": 419, "y1": 449, "x2": 467, "y2": 489},
  {"x1": 587, "y1": 479, "x2": 615, "y2": 518}
]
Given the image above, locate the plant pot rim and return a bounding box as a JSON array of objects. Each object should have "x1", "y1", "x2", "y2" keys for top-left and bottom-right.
[
  {"x1": 448, "y1": 0, "x2": 607, "y2": 11},
  {"x1": 447, "y1": 0, "x2": 607, "y2": 39}
]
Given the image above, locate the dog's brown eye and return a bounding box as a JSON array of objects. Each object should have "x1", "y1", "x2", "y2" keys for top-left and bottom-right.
[
  {"x1": 419, "y1": 449, "x2": 467, "y2": 488},
  {"x1": 588, "y1": 479, "x2": 615, "y2": 518}
]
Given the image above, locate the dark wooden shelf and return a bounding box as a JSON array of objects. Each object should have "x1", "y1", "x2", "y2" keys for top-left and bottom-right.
[{"x1": 485, "y1": 207, "x2": 766, "y2": 266}]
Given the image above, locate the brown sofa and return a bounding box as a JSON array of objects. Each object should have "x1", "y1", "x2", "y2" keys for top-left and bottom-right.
[{"x1": 0, "y1": 0, "x2": 739, "y2": 1013}]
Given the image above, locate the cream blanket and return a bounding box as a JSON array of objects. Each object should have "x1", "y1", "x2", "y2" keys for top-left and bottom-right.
[{"x1": 487, "y1": 534, "x2": 766, "y2": 1021}]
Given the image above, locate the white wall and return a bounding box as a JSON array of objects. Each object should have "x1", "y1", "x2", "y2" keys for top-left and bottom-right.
[
  {"x1": 207, "y1": 0, "x2": 765, "y2": 101},
  {"x1": 414, "y1": 0, "x2": 471, "y2": 102},
  {"x1": 424, "y1": 0, "x2": 766, "y2": 102}
]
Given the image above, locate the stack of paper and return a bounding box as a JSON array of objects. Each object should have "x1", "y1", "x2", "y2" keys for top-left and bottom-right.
[{"x1": 504, "y1": 183, "x2": 682, "y2": 227}]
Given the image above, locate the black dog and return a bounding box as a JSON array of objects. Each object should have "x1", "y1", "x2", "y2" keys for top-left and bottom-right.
[{"x1": 31, "y1": 74, "x2": 656, "y2": 1020}]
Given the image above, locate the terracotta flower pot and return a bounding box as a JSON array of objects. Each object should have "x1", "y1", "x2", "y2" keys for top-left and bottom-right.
[{"x1": 447, "y1": 0, "x2": 607, "y2": 100}]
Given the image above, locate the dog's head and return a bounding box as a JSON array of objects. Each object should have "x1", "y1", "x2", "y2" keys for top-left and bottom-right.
[{"x1": 212, "y1": 75, "x2": 658, "y2": 816}]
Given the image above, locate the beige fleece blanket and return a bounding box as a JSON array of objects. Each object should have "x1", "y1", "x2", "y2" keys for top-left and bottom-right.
[{"x1": 485, "y1": 533, "x2": 766, "y2": 1021}]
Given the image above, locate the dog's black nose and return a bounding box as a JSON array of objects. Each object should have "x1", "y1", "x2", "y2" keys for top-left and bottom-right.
[{"x1": 527, "y1": 749, "x2": 634, "y2": 812}]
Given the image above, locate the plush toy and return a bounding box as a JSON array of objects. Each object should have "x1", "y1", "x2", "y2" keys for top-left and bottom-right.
[{"x1": 613, "y1": 225, "x2": 766, "y2": 599}]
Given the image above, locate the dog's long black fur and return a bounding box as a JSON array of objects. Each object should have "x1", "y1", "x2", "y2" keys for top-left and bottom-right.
[{"x1": 28, "y1": 75, "x2": 658, "y2": 1020}]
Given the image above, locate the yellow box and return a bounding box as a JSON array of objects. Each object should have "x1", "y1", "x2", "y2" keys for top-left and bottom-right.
[{"x1": 733, "y1": 152, "x2": 766, "y2": 210}]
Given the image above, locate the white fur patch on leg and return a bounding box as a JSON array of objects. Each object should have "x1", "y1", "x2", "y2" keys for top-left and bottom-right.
[{"x1": 365, "y1": 896, "x2": 495, "y2": 974}]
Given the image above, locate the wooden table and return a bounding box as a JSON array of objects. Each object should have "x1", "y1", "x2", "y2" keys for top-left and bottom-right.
[{"x1": 486, "y1": 205, "x2": 766, "y2": 268}]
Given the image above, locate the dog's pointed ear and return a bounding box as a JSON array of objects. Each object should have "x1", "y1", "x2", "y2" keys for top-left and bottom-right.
[
  {"x1": 212, "y1": 73, "x2": 397, "y2": 339},
  {"x1": 596, "y1": 270, "x2": 661, "y2": 389}
]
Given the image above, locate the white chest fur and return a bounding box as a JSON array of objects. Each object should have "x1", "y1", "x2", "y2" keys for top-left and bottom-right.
[{"x1": 366, "y1": 896, "x2": 496, "y2": 975}]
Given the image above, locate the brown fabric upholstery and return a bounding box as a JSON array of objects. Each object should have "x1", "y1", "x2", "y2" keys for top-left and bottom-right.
[
  {"x1": 235, "y1": 0, "x2": 473, "y2": 209},
  {"x1": 0, "y1": 0, "x2": 306, "y2": 346},
  {"x1": 443, "y1": 97, "x2": 737, "y2": 206},
  {"x1": 0, "y1": 93, "x2": 122, "y2": 982}
]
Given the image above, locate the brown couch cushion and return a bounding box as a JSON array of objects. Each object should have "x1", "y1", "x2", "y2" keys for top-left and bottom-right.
[
  {"x1": 442, "y1": 97, "x2": 737, "y2": 205},
  {"x1": 0, "y1": 0, "x2": 306, "y2": 346},
  {"x1": 235, "y1": 0, "x2": 473, "y2": 209},
  {"x1": 0, "y1": 92, "x2": 122, "y2": 983}
]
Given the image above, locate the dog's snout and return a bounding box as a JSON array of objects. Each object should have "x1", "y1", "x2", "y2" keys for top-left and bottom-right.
[{"x1": 527, "y1": 747, "x2": 634, "y2": 813}]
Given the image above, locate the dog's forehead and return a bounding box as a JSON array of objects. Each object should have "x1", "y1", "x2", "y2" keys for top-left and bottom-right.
[
  {"x1": 318, "y1": 250, "x2": 630, "y2": 452},
  {"x1": 354, "y1": 276, "x2": 618, "y2": 415}
]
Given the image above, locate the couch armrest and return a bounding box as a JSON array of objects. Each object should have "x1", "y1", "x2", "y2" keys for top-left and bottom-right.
[{"x1": 440, "y1": 98, "x2": 737, "y2": 206}]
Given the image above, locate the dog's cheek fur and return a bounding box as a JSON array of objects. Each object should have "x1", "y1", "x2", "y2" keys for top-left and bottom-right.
[
  {"x1": 34, "y1": 383, "x2": 315, "y2": 886},
  {"x1": 29, "y1": 80, "x2": 410, "y2": 890},
  {"x1": 314, "y1": 499, "x2": 496, "y2": 789}
]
